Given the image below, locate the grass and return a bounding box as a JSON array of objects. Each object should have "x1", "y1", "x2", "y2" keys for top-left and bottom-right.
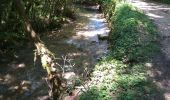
[
  {"x1": 79, "y1": 3, "x2": 163, "y2": 100},
  {"x1": 110, "y1": 4, "x2": 158, "y2": 62}
]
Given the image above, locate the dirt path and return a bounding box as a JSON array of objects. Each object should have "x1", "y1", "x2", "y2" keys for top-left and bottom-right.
[{"x1": 131, "y1": 0, "x2": 170, "y2": 99}]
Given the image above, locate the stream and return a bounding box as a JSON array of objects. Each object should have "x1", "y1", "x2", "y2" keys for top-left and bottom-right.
[{"x1": 0, "y1": 6, "x2": 110, "y2": 100}]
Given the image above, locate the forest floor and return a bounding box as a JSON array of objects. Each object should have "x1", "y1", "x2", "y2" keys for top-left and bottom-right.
[{"x1": 131, "y1": 0, "x2": 170, "y2": 99}]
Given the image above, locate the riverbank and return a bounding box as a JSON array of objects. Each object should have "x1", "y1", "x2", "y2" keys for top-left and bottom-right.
[
  {"x1": 79, "y1": 2, "x2": 162, "y2": 100},
  {"x1": 0, "y1": 5, "x2": 110, "y2": 99}
]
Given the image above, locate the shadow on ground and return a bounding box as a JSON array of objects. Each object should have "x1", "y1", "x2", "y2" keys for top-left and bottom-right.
[
  {"x1": 0, "y1": 5, "x2": 109, "y2": 100},
  {"x1": 131, "y1": 0, "x2": 170, "y2": 99}
]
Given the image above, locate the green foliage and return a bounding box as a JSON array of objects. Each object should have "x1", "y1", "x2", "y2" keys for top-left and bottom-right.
[
  {"x1": 80, "y1": 2, "x2": 161, "y2": 100},
  {"x1": 79, "y1": 86, "x2": 112, "y2": 100},
  {"x1": 99, "y1": 0, "x2": 117, "y2": 19},
  {"x1": 80, "y1": 57, "x2": 162, "y2": 100},
  {"x1": 98, "y1": 0, "x2": 124, "y2": 20},
  {"x1": 91, "y1": 57, "x2": 124, "y2": 86},
  {"x1": 152, "y1": 0, "x2": 170, "y2": 4},
  {"x1": 110, "y1": 4, "x2": 158, "y2": 62},
  {"x1": 0, "y1": 0, "x2": 25, "y2": 54},
  {"x1": 0, "y1": 0, "x2": 75, "y2": 54},
  {"x1": 112, "y1": 75, "x2": 158, "y2": 100},
  {"x1": 111, "y1": 63, "x2": 157, "y2": 100},
  {"x1": 74, "y1": 0, "x2": 99, "y2": 5}
]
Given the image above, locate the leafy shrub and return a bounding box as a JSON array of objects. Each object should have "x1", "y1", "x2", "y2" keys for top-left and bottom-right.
[
  {"x1": 100, "y1": 0, "x2": 116, "y2": 19},
  {"x1": 152, "y1": 0, "x2": 170, "y2": 4},
  {"x1": 91, "y1": 57, "x2": 125, "y2": 87},
  {"x1": 81, "y1": 58, "x2": 162, "y2": 100},
  {"x1": 74, "y1": 0, "x2": 99, "y2": 5},
  {"x1": 79, "y1": 86, "x2": 112, "y2": 100},
  {"x1": 82, "y1": 2, "x2": 161, "y2": 100},
  {"x1": 0, "y1": 0, "x2": 75, "y2": 54},
  {"x1": 111, "y1": 72, "x2": 163, "y2": 100},
  {"x1": 110, "y1": 4, "x2": 158, "y2": 62}
]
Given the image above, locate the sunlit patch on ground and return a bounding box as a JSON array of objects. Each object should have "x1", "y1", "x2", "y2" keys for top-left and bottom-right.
[
  {"x1": 0, "y1": 5, "x2": 110, "y2": 99},
  {"x1": 131, "y1": 0, "x2": 170, "y2": 99}
]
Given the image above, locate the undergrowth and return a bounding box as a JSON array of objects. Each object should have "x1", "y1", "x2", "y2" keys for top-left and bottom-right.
[
  {"x1": 0, "y1": 0, "x2": 76, "y2": 55},
  {"x1": 152, "y1": 0, "x2": 170, "y2": 4},
  {"x1": 80, "y1": 3, "x2": 163, "y2": 100},
  {"x1": 110, "y1": 4, "x2": 159, "y2": 62}
]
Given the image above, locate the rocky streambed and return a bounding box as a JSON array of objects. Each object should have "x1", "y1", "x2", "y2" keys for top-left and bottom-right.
[{"x1": 0, "y1": 6, "x2": 110, "y2": 100}]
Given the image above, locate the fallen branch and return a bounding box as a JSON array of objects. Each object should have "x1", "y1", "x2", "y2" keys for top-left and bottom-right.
[{"x1": 14, "y1": 0, "x2": 66, "y2": 99}]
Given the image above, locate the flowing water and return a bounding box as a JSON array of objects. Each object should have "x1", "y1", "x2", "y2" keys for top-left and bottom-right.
[{"x1": 0, "y1": 6, "x2": 110, "y2": 100}]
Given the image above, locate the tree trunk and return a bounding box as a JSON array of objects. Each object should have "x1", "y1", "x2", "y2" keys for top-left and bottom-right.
[{"x1": 14, "y1": 0, "x2": 65, "y2": 99}]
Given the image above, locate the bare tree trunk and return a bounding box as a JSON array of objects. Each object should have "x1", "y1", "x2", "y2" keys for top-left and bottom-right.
[
  {"x1": 14, "y1": 0, "x2": 65, "y2": 99},
  {"x1": 14, "y1": 0, "x2": 41, "y2": 48}
]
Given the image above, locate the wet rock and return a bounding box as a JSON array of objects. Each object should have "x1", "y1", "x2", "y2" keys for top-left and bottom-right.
[
  {"x1": 63, "y1": 72, "x2": 76, "y2": 80},
  {"x1": 37, "y1": 95, "x2": 50, "y2": 100},
  {"x1": 98, "y1": 34, "x2": 108, "y2": 40},
  {"x1": 8, "y1": 85, "x2": 19, "y2": 92},
  {"x1": 21, "y1": 80, "x2": 31, "y2": 86}
]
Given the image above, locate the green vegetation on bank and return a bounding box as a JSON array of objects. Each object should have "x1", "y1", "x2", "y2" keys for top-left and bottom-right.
[
  {"x1": 80, "y1": 2, "x2": 162, "y2": 100},
  {"x1": 153, "y1": 0, "x2": 170, "y2": 4},
  {"x1": 0, "y1": 0, "x2": 75, "y2": 55},
  {"x1": 110, "y1": 4, "x2": 158, "y2": 62},
  {"x1": 75, "y1": 0, "x2": 99, "y2": 5}
]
